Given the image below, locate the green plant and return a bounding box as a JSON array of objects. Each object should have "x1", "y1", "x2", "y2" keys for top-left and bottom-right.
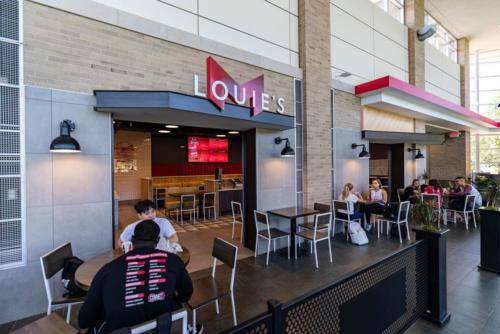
[{"x1": 412, "y1": 199, "x2": 440, "y2": 232}]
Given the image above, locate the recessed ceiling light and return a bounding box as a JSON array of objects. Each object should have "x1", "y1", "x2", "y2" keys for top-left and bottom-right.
[
  {"x1": 216, "y1": 134, "x2": 226, "y2": 137},
  {"x1": 228, "y1": 131, "x2": 240, "y2": 134},
  {"x1": 165, "y1": 124, "x2": 179, "y2": 128},
  {"x1": 158, "y1": 130, "x2": 171, "y2": 134}
]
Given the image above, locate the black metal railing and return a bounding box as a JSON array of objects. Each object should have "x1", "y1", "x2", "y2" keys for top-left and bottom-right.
[{"x1": 224, "y1": 240, "x2": 429, "y2": 334}]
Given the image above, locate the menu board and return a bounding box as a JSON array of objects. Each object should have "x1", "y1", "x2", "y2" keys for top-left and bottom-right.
[{"x1": 188, "y1": 136, "x2": 229, "y2": 162}]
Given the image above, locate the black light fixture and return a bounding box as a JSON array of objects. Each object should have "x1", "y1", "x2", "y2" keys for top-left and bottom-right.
[
  {"x1": 49, "y1": 120, "x2": 81, "y2": 153},
  {"x1": 351, "y1": 143, "x2": 370, "y2": 158},
  {"x1": 274, "y1": 137, "x2": 295, "y2": 157},
  {"x1": 408, "y1": 147, "x2": 424, "y2": 159}
]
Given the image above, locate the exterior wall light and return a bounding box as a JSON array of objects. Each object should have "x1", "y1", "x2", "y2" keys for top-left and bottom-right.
[
  {"x1": 351, "y1": 143, "x2": 370, "y2": 158},
  {"x1": 275, "y1": 137, "x2": 295, "y2": 157},
  {"x1": 408, "y1": 148, "x2": 424, "y2": 159},
  {"x1": 49, "y1": 120, "x2": 81, "y2": 153}
]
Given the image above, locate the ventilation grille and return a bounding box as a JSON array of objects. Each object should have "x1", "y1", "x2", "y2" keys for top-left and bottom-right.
[
  {"x1": 0, "y1": 0, "x2": 21, "y2": 269},
  {"x1": 0, "y1": 0, "x2": 18, "y2": 40}
]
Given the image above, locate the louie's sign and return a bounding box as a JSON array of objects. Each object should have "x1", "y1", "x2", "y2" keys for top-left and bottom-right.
[{"x1": 194, "y1": 56, "x2": 285, "y2": 116}]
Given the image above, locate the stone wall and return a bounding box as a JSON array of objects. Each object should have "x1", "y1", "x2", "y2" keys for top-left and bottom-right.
[{"x1": 428, "y1": 132, "x2": 471, "y2": 180}]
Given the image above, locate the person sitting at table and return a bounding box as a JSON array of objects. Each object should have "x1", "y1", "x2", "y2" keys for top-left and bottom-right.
[
  {"x1": 337, "y1": 183, "x2": 365, "y2": 222},
  {"x1": 119, "y1": 200, "x2": 178, "y2": 250},
  {"x1": 362, "y1": 179, "x2": 388, "y2": 229},
  {"x1": 423, "y1": 179, "x2": 444, "y2": 207},
  {"x1": 402, "y1": 179, "x2": 420, "y2": 204},
  {"x1": 79, "y1": 220, "x2": 194, "y2": 334},
  {"x1": 449, "y1": 176, "x2": 482, "y2": 210}
]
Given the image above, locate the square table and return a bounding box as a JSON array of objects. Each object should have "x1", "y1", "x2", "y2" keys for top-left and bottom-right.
[{"x1": 268, "y1": 206, "x2": 320, "y2": 257}]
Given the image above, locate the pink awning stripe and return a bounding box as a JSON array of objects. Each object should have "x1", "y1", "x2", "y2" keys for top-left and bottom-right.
[{"x1": 355, "y1": 76, "x2": 500, "y2": 128}]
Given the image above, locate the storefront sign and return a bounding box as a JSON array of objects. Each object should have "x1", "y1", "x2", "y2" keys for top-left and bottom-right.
[{"x1": 194, "y1": 56, "x2": 285, "y2": 116}]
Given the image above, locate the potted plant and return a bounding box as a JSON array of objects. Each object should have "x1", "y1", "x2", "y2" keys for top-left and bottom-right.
[
  {"x1": 419, "y1": 170, "x2": 429, "y2": 185},
  {"x1": 411, "y1": 199, "x2": 441, "y2": 233}
]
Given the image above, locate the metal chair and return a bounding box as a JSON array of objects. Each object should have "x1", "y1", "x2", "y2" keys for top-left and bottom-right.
[
  {"x1": 397, "y1": 188, "x2": 405, "y2": 202},
  {"x1": 109, "y1": 309, "x2": 188, "y2": 334},
  {"x1": 443, "y1": 194, "x2": 477, "y2": 229},
  {"x1": 40, "y1": 243, "x2": 86, "y2": 324},
  {"x1": 11, "y1": 313, "x2": 78, "y2": 334},
  {"x1": 294, "y1": 212, "x2": 333, "y2": 268},
  {"x1": 298, "y1": 202, "x2": 331, "y2": 231},
  {"x1": 179, "y1": 194, "x2": 196, "y2": 224},
  {"x1": 254, "y1": 210, "x2": 290, "y2": 266},
  {"x1": 202, "y1": 192, "x2": 217, "y2": 221},
  {"x1": 187, "y1": 238, "x2": 238, "y2": 333},
  {"x1": 231, "y1": 201, "x2": 244, "y2": 241},
  {"x1": 332, "y1": 200, "x2": 362, "y2": 241},
  {"x1": 421, "y1": 193, "x2": 442, "y2": 227},
  {"x1": 376, "y1": 201, "x2": 411, "y2": 244}
]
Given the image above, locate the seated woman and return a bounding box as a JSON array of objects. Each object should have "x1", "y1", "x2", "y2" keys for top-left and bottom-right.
[
  {"x1": 403, "y1": 179, "x2": 421, "y2": 204},
  {"x1": 423, "y1": 179, "x2": 444, "y2": 207},
  {"x1": 337, "y1": 183, "x2": 365, "y2": 222},
  {"x1": 363, "y1": 178, "x2": 388, "y2": 227}
]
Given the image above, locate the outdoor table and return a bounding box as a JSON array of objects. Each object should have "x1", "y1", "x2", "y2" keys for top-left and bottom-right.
[
  {"x1": 75, "y1": 247, "x2": 190, "y2": 291},
  {"x1": 267, "y1": 206, "x2": 319, "y2": 258}
]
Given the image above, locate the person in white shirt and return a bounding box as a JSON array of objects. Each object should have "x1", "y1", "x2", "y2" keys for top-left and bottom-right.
[
  {"x1": 119, "y1": 200, "x2": 178, "y2": 249},
  {"x1": 338, "y1": 183, "x2": 365, "y2": 222}
]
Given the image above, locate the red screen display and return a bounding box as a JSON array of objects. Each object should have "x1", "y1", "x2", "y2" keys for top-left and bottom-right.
[{"x1": 188, "y1": 137, "x2": 229, "y2": 162}]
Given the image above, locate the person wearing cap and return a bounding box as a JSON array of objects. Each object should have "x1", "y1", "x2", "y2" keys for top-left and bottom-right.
[
  {"x1": 119, "y1": 200, "x2": 179, "y2": 250},
  {"x1": 79, "y1": 220, "x2": 193, "y2": 333}
]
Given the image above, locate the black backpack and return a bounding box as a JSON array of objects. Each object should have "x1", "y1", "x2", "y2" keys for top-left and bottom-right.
[{"x1": 61, "y1": 256, "x2": 86, "y2": 297}]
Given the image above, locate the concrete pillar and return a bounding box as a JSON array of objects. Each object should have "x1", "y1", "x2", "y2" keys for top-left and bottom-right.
[
  {"x1": 458, "y1": 38, "x2": 470, "y2": 108},
  {"x1": 405, "y1": 0, "x2": 425, "y2": 88},
  {"x1": 298, "y1": 0, "x2": 332, "y2": 206}
]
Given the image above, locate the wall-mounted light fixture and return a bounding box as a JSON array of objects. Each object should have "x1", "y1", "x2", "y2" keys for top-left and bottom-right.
[
  {"x1": 49, "y1": 120, "x2": 81, "y2": 153},
  {"x1": 351, "y1": 143, "x2": 370, "y2": 158},
  {"x1": 274, "y1": 137, "x2": 295, "y2": 157},
  {"x1": 408, "y1": 148, "x2": 424, "y2": 159}
]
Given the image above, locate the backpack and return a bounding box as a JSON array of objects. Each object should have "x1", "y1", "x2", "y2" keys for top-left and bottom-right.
[
  {"x1": 348, "y1": 221, "x2": 369, "y2": 245},
  {"x1": 61, "y1": 256, "x2": 86, "y2": 297}
]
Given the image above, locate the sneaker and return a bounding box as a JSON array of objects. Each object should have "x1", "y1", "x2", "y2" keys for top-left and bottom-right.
[{"x1": 187, "y1": 324, "x2": 204, "y2": 334}]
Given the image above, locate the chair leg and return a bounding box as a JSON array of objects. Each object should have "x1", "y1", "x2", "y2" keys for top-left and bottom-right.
[
  {"x1": 464, "y1": 212, "x2": 469, "y2": 230},
  {"x1": 254, "y1": 236, "x2": 258, "y2": 258},
  {"x1": 397, "y1": 224, "x2": 402, "y2": 244},
  {"x1": 273, "y1": 239, "x2": 276, "y2": 253},
  {"x1": 377, "y1": 219, "x2": 380, "y2": 239},
  {"x1": 294, "y1": 235, "x2": 298, "y2": 260},
  {"x1": 240, "y1": 223, "x2": 244, "y2": 242},
  {"x1": 192, "y1": 309, "x2": 197, "y2": 334},
  {"x1": 313, "y1": 242, "x2": 318, "y2": 269},
  {"x1": 47, "y1": 304, "x2": 51, "y2": 316},
  {"x1": 473, "y1": 211, "x2": 477, "y2": 228},
  {"x1": 230, "y1": 292, "x2": 237, "y2": 326},
  {"x1": 66, "y1": 304, "x2": 71, "y2": 323},
  {"x1": 215, "y1": 299, "x2": 220, "y2": 314},
  {"x1": 231, "y1": 221, "x2": 235, "y2": 239},
  {"x1": 406, "y1": 222, "x2": 410, "y2": 241},
  {"x1": 266, "y1": 239, "x2": 271, "y2": 266},
  {"x1": 328, "y1": 237, "x2": 333, "y2": 263},
  {"x1": 287, "y1": 236, "x2": 290, "y2": 259}
]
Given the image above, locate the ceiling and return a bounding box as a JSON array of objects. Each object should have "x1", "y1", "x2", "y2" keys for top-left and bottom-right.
[{"x1": 425, "y1": 0, "x2": 500, "y2": 51}]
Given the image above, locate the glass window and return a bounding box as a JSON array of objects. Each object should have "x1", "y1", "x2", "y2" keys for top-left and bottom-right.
[
  {"x1": 424, "y1": 12, "x2": 457, "y2": 63},
  {"x1": 370, "y1": 0, "x2": 404, "y2": 23}
]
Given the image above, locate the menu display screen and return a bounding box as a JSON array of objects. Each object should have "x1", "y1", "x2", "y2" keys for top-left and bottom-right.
[{"x1": 188, "y1": 136, "x2": 229, "y2": 162}]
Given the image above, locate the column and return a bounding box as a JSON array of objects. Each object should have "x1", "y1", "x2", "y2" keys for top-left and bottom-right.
[
  {"x1": 458, "y1": 38, "x2": 470, "y2": 108},
  {"x1": 405, "y1": 0, "x2": 425, "y2": 88}
]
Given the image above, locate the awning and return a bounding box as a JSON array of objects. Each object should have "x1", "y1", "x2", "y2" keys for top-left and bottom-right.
[
  {"x1": 355, "y1": 76, "x2": 500, "y2": 131},
  {"x1": 94, "y1": 91, "x2": 295, "y2": 131},
  {"x1": 362, "y1": 131, "x2": 445, "y2": 144}
]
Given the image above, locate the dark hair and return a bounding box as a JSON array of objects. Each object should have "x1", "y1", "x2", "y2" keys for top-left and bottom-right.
[
  {"x1": 455, "y1": 176, "x2": 465, "y2": 181},
  {"x1": 428, "y1": 179, "x2": 442, "y2": 188},
  {"x1": 412, "y1": 179, "x2": 419, "y2": 187},
  {"x1": 134, "y1": 200, "x2": 155, "y2": 214},
  {"x1": 132, "y1": 220, "x2": 160, "y2": 243}
]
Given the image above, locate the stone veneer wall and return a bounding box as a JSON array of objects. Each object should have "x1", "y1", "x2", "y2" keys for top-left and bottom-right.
[
  {"x1": 23, "y1": 1, "x2": 296, "y2": 117},
  {"x1": 298, "y1": 0, "x2": 332, "y2": 206},
  {"x1": 405, "y1": 0, "x2": 425, "y2": 88},
  {"x1": 428, "y1": 132, "x2": 471, "y2": 180}
]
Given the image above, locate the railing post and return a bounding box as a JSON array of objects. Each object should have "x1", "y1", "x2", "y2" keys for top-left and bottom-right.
[
  {"x1": 413, "y1": 227, "x2": 451, "y2": 325},
  {"x1": 267, "y1": 299, "x2": 284, "y2": 333}
]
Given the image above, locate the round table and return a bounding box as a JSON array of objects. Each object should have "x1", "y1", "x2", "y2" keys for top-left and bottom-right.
[{"x1": 75, "y1": 247, "x2": 190, "y2": 291}]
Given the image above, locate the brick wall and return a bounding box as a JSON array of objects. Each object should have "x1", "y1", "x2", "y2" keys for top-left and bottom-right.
[
  {"x1": 23, "y1": 1, "x2": 295, "y2": 116},
  {"x1": 428, "y1": 132, "x2": 471, "y2": 179},
  {"x1": 299, "y1": 0, "x2": 332, "y2": 205},
  {"x1": 334, "y1": 89, "x2": 361, "y2": 130}
]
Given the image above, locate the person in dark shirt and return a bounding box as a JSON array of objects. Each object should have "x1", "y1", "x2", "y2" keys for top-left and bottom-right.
[
  {"x1": 78, "y1": 220, "x2": 193, "y2": 333},
  {"x1": 403, "y1": 179, "x2": 420, "y2": 204}
]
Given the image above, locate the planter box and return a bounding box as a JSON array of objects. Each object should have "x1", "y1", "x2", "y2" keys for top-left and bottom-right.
[{"x1": 479, "y1": 207, "x2": 500, "y2": 274}]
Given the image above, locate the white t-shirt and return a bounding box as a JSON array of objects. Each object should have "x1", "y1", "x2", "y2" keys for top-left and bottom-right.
[
  {"x1": 120, "y1": 217, "x2": 176, "y2": 242},
  {"x1": 338, "y1": 193, "x2": 359, "y2": 214}
]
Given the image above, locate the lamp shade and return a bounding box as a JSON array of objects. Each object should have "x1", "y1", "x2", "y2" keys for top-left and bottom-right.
[
  {"x1": 415, "y1": 150, "x2": 424, "y2": 159},
  {"x1": 281, "y1": 141, "x2": 295, "y2": 157},
  {"x1": 358, "y1": 145, "x2": 370, "y2": 158},
  {"x1": 49, "y1": 120, "x2": 81, "y2": 153}
]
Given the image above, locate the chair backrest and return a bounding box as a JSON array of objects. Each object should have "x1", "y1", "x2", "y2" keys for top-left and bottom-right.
[
  {"x1": 421, "y1": 193, "x2": 441, "y2": 208},
  {"x1": 313, "y1": 202, "x2": 331, "y2": 213},
  {"x1": 40, "y1": 242, "x2": 73, "y2": 280},
  {"x1": 332, "y1": 200, "x2": 349, "y2": 220},
  {"x1": 397, "y1": 188, "x2": 405, "y2": 202},
  {"x1": 465, "y1": 194, "x2": 476, "y2": 211},
  {"x1": 181, "y1": 194, "x2": 195, "y2": 210},
  {"x1": 254, "y1": 210, "x2": 270, "y2": 237},
  {"x1": 211, "y1": 238, "x2": 238, "y2": 291},
  {"x1": 111, "y1": 310, "x2": 178, "y2": 334},
  {"x1": 398, "y1": 201, "x2": 411, "y2": 222},
  {"x1": 314, "y1": 212, "x2": 332, "y2": 239},
  {"x1": 204, "y1": 192, "x2": 216, "y2": 207},
  {"x1": 231, "y1": 201, "x2": 243, "y2": 223}
]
